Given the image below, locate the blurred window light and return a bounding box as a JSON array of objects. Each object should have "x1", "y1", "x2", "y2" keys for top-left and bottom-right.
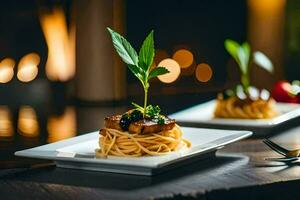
[
  {"x1": 195, "y1": 63, "x2": 213, "y2": 82},
  {"x1": 0, "y1": 106, "x2": 14, "y2": 138},
  {"x1": 47, "y1": 107, "x2": 76, "y2": 143},
  {"x1": 157, "y1": 58, "x2": 181, "y2": 83},
  {"x1": 0, "y1": 58, "x2": 15, "y2": 83},
  {"x1": 172, "y1": 49, "x2": 194, "y2": 68},
  {"x1": 18, "y1": 106, "x2": 39, "y2": 137},
  {"x1": 40, "y1": 7, "x2": 75, "y2": 81},
  {"x1": 17, "y1": 53, "x2": 40, "y2": 82}
]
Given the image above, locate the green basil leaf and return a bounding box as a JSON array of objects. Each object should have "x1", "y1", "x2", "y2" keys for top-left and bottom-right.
[
  {"x1": 224, "y1": 39, "x2": 240, "y2": 64},
  {"x1": 237, "y1": 47, "x2": 248, "y2": 75},
  {"x1": 107, "y1": 27, "x2": 139, "y2": 66},
  {"x1": 128, "y1": 64, "x2": 143, "y2": 82},
  {"x1": 148, "y1": 66, "x2": 169, "y2": 79},
  {"x1": 107, "y1": 28, "x2": 167, "y2": 118},
  {"x1": 225, "y1": 39, "x2": 251, "y2": 75},
  {"x1": 138, "y1": 30, "x2": 154, "y2": 71},
  {"x1": 240, "y1": 42, "x2": 250, "y2": 74},
  {"x1": 253, "y1": 51, "x2": 273, "y2": 73},
  {"x1": 242, "y1": 42, "x2": 250, "y2": 59}
]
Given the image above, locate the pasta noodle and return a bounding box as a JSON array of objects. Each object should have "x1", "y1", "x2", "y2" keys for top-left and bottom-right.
[
  {"x1": 214, "y1": 96, "x2": 277, "y2": 119},
  {"x1": 96, "y1": 125, "x2": 191, "y2": 158}
]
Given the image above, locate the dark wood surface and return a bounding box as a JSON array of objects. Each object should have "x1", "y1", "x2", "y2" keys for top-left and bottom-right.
[{"x1": 1, "y1": 122, "x2": 300, "y2": 200}]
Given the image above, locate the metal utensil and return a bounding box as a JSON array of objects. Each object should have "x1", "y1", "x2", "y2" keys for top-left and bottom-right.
[
  {"x1": 263, "y1": 139, "x2": 300, "y2": 162},
  {"x1": 263, "y1": 139, "x2": 300, "y2": 157},
  {"x1": 265, "y1": 157, "x2": 299, "y2": 162}
]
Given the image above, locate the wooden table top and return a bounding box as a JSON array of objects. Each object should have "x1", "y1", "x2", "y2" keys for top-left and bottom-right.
[
  {"x1": 1, "y1": 121, "x2": 300, "y2": 200},
  {"x1": 1, "y1": 99, "x2": 300, "y2": 200}
]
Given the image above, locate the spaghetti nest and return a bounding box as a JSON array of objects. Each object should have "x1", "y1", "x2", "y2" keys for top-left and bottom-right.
[
  {"x1": 96, "y1": 125, "x2": 191, "y2": 158},
  {"x1": 214, "y1": 96, "x2": 278, "y2": 119}
]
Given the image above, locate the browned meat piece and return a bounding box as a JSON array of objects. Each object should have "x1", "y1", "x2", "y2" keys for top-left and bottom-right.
[
  {"x1": 104, "y1": 115, "x2": 176, "y2": 134},
  {"x1": 128, "y1": 118, "x2": 175, "y2": 134},
  {"x1": 104, "y1": 115, "x2": 123, "y2": 131}
]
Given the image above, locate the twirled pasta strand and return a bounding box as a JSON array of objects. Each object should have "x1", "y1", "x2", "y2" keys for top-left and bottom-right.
[
  {"x1": 214, "y1": 96, "x2": 277, "y2": 119},
  {"x1": 96, "y1": 125, "x2": 191, "y2": 158}
]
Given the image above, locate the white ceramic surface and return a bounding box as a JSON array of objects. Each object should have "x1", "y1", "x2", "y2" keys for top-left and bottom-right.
[
  {"x1": 170, "y1": 100, "x2": 300, "y2": 128},
  {"x1": 15, "y1": 127, "x2": 252, "y2": 175}
]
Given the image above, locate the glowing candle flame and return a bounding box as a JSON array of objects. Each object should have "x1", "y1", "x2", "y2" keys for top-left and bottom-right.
[{"x1": 40, "y1": 7, "x2": 75, "y2": 81}]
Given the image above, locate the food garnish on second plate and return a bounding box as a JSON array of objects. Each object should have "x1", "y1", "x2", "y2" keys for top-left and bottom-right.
[{"x1": 214, "y1": 39, "x2": 277, "y2": 119}]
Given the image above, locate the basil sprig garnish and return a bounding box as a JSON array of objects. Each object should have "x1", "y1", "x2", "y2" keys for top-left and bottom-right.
[
  {"x1": 224, "y1": 39, "x2": 273, "y2": 92},
  {"x1": 107, "y1": 28, "x2": 169, "y2": 118}
]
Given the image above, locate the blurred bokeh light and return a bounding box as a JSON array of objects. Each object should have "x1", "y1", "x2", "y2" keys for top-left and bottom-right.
[
  {"x1": 0, "y1": 58, "x2": 15, "y2": 83},
  {"x1": 172, "y1": 49, "x2": 194, "y2": 68},
  {"x1": 195, "y1": 63, "x2": 213, "y2": 82},
  {"x1": 18, "y1": 106, "x2": 39, "y2": 137},
  {"x1": 157, "y1": 58, "x2": 181, "y2": 83},
  {"x1": 17, "y1": 53, "x2": 40, "y2": 82},
  {"x1": 47, "y1": 107, "x2": 77, "y2": 143},
  {"x1": 0, "y1": 106, "x2": 14, "y2": 138},
  {"x1": 40, "y1": 7, "x2": 75, "y2": 82}
]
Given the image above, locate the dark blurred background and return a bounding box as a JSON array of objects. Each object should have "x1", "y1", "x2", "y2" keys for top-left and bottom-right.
[{"x1": 0, "y1": 0, "x2": 299, "y2": 166}]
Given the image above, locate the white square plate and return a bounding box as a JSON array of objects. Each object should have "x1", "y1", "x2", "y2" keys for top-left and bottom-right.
[
  {"x1": 15, "y1": 127, "x2": 252, "y2": 176},
  {"x1": 170, "y1": 100, "x2": 300, "y2": 130}
]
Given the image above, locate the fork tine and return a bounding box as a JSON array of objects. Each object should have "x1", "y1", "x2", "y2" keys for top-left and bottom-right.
[
  {"x1": 263, "y1": 140, "x2": 287, "y2": 157},
  {"x1": 264, "y1": 139, "x2": 289, "y2": 154},
  {"x1": 265, "y1": 157, "x2": 299, "y2": 162},
  {"x1": 263, "y1": 140, "x2": 287, "y2": 156}
]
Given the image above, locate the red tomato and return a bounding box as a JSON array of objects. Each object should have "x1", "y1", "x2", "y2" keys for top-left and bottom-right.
[{"x1": 272, "y1": 81, "x2": 298, "y2": 103}]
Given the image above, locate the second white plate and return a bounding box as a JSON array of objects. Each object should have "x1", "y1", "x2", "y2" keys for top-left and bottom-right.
[{"x1": 170, "y1": 100, "x2": 300, "y2": 128}]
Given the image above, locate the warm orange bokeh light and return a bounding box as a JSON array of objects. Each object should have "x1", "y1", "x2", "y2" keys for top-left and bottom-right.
[
  {"x1": 17, "y1": 53, "x2": 40, "y2": 82},
  {"x1": 172, "y1": 49, "x2": 194, "y2": 68},
  {"x1": 40, "y1": 7, "x2": 75, "y2": 81},
  {"x1": 0, "y1": 58, "x2": 15, "y2": 83},
  {"x1": 47, "y1": 107, "x2": 76, "y2": 143},
  {"x1": 18, "y1": 106, "x2": 39, "y2": 137},
  {"x1": 157, "y1": 58, "x2": 181, "y2": 83},
  {"x1": 195, "y1": 63, "x2": 213, "y2": 82},
  {"x1": 248, "y1": 0, "x2": 285, "y2": 12},
  {"x1": 0, "y1": 106, "x2": 14, "y2": 138},
  {"x1": 247, "y1": 0, "x2": 285, "y2": 86}
]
